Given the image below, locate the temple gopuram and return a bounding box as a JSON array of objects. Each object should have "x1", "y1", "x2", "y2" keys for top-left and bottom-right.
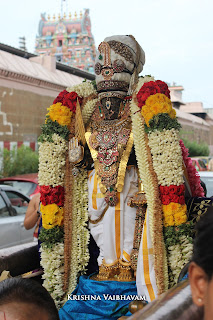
[{"x1": 35, "y1": 9, "x2": 96, "y2": 73}]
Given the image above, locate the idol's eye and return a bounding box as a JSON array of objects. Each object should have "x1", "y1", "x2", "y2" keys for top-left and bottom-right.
[
  {"x1": 113, "y1": 59, "x2": 125, "y2": 73},
  {"x1": 95, "y1": 62, "x2": 102, "y2": 75}
]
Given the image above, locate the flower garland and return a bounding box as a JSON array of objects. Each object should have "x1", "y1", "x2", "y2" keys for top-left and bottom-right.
[
  {"x1": 82, "y1": 98, "x2": 98, "y2": 125},
  {"x1": 163, "y1": 203, "x2": 187, "y2": 227},
  {"x1": 66, "y1": 81, "x2": 97, "y2": 98},
  {"x1": 39, "y1": 103, "x2": 70, "y2": 303},
  {"x1": 180, "y1": 140, "x2": 204, "y2": 197},
  {"x1": 38, "y1": 75, "x2": 203, "y2": 301},
  {"x1": 53, "y1": 90, "x2": 83, "y2": 112},
  {"x1": 41, "y1": 204, "x2": 64, "y2": 229},
  {"x1": 67, "y1": 169, "x2": 89, "y2": 295},
  {"x1": 67, "y1": 81, "x2": 98, "y2": 125},
  {"x1": 40, "y1": 243, "x2": 64, "y2": 309},
  {"x1": 38, "y1": 134, "x2": 67, "y2": 187},
  {"x1": 39, "y1": 226, "x2": 64, "y2": 248},
  {"x1": 40, "y1": 185, "x2": 65, "y2": 206},
  {"x1": 142, "y1": 94, "x2": 175, "y2": 125},
  {"x1": 160, "y1": 185, "x2": 185, "y2": 205},
  {"x1": 46, "y1": 103, "x2": 73, "y2": 127},
  {"x1": 38, "y1": 81, "x2": 94, "y2": 306},
  {"x1": 135, "y1": 79, "x2": 193, "y2": 286},
  {"x1": 147, "y1": 129, "x2": 184, "y2": 186},
  {"x1": 130, "y1": 83, "x2": 168, "y2": 294},
  {"x1": 137, "y1": 80, "x2": 170, "y2": 109},
  {"x1": 164, "y1": 222, "x2": 193, "y2": 284},
  {"x1": 135, "y1": 75, "x2": 155, "y2": 94},
  {"x1": 38, "y1": 118, "x2": 70, "y2": 143}
]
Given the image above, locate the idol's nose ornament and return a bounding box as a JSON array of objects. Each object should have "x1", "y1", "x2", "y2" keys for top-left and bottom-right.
[{"x1": 98, "y1": 41, "x2": 114, "y2": 80}]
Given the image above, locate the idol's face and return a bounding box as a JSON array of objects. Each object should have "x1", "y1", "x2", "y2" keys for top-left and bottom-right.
[{"x1": 94, "y1": 41, "x2": 135, "y2": 94}]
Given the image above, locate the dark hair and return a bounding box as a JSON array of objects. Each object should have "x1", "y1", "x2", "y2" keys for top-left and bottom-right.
[
  {"x1": 200, "y1": 180, "x2": 207, "y2": 197},
  {"x1": 0, "y1": 278, "x2": 59, "y2": 320},
  {"x1": 192, "y1": 206, "x2": 213, "y2": 280}
]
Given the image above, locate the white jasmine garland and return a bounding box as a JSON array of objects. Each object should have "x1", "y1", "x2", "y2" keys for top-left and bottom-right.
[
  {"x1": 163, "y1": 246, "x2": 169, "y2": 291},
  {"x1": 68, "y1": 169, "x2": 89, "y2": 294},
  {"x1": 40, "y1": 242, "x2": 65, "y2": 309},
  {"x1": 38, "y1": 134, "x2": 68, "y2": 187},
  {"x1": 130, "y1": 99, "x2": 155, "y2": 241},
  {"x1": 179, "y1": 235, "x2": 193, "y2": 265},
  {"x1": 66, "y1": 81, "x2": 97, "y2": 98},
  {"x1": 82, "y1": 98, "x2": 98, "y2": 124},
  {"x1": 168, "y1": 235, "x2": 193, "y2": 285},
  {"x1": 167, "y1": 243, "x2": 184, "y2": 284},
  {"x1": 148, "y1": 129, "x2": 184, "y2": 186}
]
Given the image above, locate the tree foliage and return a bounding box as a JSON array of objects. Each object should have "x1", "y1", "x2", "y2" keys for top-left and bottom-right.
[
  {"x1": 0, "y1": 145, "x2": 38, "y2": 177},
  {"x1": 182, "y1": 138, "x2": 210, "y2": 157}
]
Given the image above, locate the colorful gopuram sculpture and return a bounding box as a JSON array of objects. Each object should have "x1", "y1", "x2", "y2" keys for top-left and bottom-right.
[
  {"x1": 35, "y1": 9, "x2": 96, "y2": 73},
  {"x1": 38, "y1": 35, "x2": 204, "y2": 316}
]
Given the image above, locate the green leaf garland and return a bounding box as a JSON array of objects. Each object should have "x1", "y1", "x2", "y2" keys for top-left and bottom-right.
[
  {"x1": 38, "y1": 117, "x2": 70, "y2": 143},
  {"x1": 39, "y1": 226, "x2": 64, "y2": 248},
  {"x1": 164, "y1": 221, "x2": 194, "y2": 248},
  {"x1": 144, "y1": 113, "x2": 181, "y2": 133}
]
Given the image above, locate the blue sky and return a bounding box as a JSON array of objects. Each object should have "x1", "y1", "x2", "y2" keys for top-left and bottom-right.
[{"x1": 1, "y1": 0, "x2": 213, "y2": 108}]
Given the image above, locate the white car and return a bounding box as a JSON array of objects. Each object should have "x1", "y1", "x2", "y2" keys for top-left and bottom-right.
[
  {"x1": 0, "y1": 185, "x2": 34, "y2": 249},
  {"x1": 199, "y1": 171, "x2": 213, "y2": 197}
]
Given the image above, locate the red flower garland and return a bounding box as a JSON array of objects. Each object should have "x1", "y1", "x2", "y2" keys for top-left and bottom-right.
[
  {"x1": 159, "y1": 184, "x2": 185, "y2": 205},
  {"x1": 63, "y1": 92, "x2": 83, "y2": 113},
  {"x1": 40, "y1": 185, "x2": 65, "y2": 207},
  {"x1": 179, "y1": 140, "x2": 204, "y2": 197},
  {"x1": 53, "y1": 90, "x2": 83, "y2": 113},
  {"x1": 53, "y1": 90, "x2": 68, "y2": 104},
  {"x1": 137, "y1": 80, "x2": 170, "y2": 109},
  {"x1": 155, "y1": 80, "x2": 170, "y2": 98}
]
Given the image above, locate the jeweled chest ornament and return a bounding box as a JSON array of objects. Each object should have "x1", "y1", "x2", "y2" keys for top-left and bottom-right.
[{"x1": 89, "y1": 102, "x2": 131, "y2": 206}]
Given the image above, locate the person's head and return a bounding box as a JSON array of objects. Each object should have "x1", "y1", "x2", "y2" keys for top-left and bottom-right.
[
  {"x1": 94, "y1": 35, "x2": 145, "y2": 96},
  {"x1": 0, "y1": 278, "x2": 59, "y2": 320},
  {"x1": 200, "y1": 180, "x2": 207, "y2": 197},
  {"x1": 189, "y1": 207, "x2": 213, "y2": 319}
]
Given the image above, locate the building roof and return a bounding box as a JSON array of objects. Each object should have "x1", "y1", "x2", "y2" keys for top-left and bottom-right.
[
  {"x1": 180, "y1": 102, "x2": 204, "y2": 113},
  {"x1": 0, "y1": 43, "x2": 95, "y2": 89},
  {"x1": 175, "y1": 107, "x2": 209, "y2": 126}
]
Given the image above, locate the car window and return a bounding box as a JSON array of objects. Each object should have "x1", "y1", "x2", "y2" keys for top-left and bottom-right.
[
  {"x1": 198, "y1": 160, "x2": 207, "y2": 169},
  {"x1": 201, "y1": 177, "x2": 213, "y2": 197},
  {"x1": 1, "y1": 181, "x2": 36, "y2": 196},
  {"x1": 0, "y1": 194, "x2": 10, "y2": 217},
  {"x1": 192, "y1": 161, "x2": 199, "y2": 171},
  {"x1": 4, "y1": 191, "x2": 29, "y2": 216}
]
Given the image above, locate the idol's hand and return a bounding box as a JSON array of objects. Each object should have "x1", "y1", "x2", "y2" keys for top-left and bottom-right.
[{"x1": 68, "y1": 137, "x2": 84, "y2": 164}]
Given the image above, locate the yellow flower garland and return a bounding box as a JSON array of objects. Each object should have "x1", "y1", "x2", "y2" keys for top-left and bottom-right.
[
  {"x1": 41, "y1": 203, "x2": 64, "y2": 229},
  {"x1": 141, "y1": 93, "x2": 176, "y2": 127},
  {"x1": 46, "y1": 103, "x2": 72, "y2": 127},
  {"x1": 162, "y1": 203, "x2": 187, "y2": 227}
]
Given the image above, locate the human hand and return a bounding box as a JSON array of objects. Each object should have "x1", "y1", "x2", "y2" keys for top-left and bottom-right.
[{"x1": 68, "y1": 137, "x2": 84, "y2": 164}]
